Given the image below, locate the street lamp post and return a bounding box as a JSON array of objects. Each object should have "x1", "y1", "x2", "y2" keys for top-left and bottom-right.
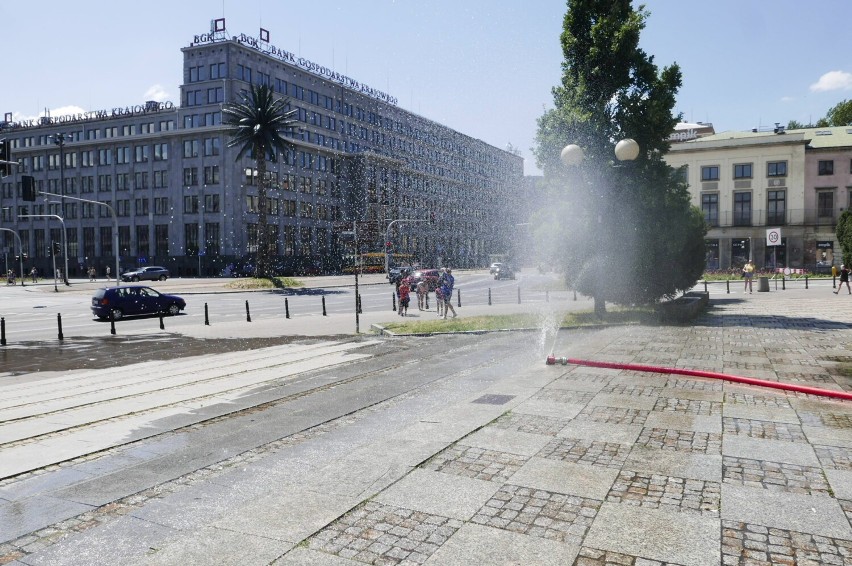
[
  {"x1": 51, "y1": 133, "x2": 69, "y2": 283},
  {"x1": 561, "y1": 138, "x2": 640, "y2": 317}
]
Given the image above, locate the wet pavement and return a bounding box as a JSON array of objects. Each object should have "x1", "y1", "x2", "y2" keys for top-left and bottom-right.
[{"x1": 1, "y1": 284, "x2": 852, "y2": 565}]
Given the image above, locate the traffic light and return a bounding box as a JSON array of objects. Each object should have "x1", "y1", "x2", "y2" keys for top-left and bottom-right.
[
  {"x1": 22, "y1": 176, "x2": 36, "y2": 201},
  {"x1": 0, "y1": 138, "x2": 8, "y2": 177},
  {"x1": 52, "y1": 241, "x2": 61, "y2": 256},
  {"x1": 385, "y1": 241, "x2": 393, "y2": 250}
]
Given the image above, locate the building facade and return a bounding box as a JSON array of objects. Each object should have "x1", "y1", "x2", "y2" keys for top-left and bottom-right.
[
  {"x1": 0, "y1": 20, "x2": 522, "y2": 277},
  {"x1": 665, "y1": 126, "x2": 852, "y2": 271}
]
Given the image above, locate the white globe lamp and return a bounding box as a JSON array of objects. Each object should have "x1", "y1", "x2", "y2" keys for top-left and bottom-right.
[
  {"x1": 560, "y1": 144, "x2": 584, "y2": 167},
  {"x1": 614, "y1": 138, "x2": 640, "y2": 161}
]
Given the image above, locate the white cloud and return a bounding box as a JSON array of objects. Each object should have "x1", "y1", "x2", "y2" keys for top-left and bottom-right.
[
  {"x1": 143, "y1": 84, "x2": 169, "y2": 102},
  {"x1": 810, "y1": 71, "x2": 852, "y2": 92},
  {"x1": 780, "y1": 96, "x2": 795, "y2": 103}
]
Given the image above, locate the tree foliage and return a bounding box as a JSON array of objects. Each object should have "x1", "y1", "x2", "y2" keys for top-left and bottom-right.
[
  {"x1": 837, "y1": 210, "x2": 852, "y2": 267},
  {"x1": 533, "y1": 0, "x2": 706, "y2": 314},
  {"x1": 223, "y1": 84, "x2": 298, "y2": 278},
  {"x1": 821, "y1": 99, "x2": 852, "y2": 127}
]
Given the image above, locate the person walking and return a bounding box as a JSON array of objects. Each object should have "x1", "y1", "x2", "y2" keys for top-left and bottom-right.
[
  {"x1": 435, "y1": 268, "x2": 446, "y2": 317},
  {"x1": 742, "y1": 260, "x2": 755, "y2": 293},
  {"x1": 30, "y1": 266, "x2": 37, "y2": 283},
  {"x1": 442, "y1": 268, "x2": 457, "y2": 319},
  {"x1": 834, "y1": 264, "x2": 851, "y2": 294},
  {"x1": 397, "y1": 277, "x2": 411, "y2": 316},
  {"x1": 416, "y1": 278, "x2": 428, "y2": 311}
]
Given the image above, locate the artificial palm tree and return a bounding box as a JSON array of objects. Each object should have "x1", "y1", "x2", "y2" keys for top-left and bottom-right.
[{"x1": 223, "y1": 84, "x2": 298, "y2": 277}]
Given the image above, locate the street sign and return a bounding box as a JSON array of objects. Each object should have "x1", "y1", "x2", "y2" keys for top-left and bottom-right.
[{"x1": 766, "y1": 228, "x2": 781, "y2": 246}]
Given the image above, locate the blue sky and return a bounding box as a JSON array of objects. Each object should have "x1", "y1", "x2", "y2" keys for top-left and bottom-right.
[{"x1": 2, "y1": 1, "x2": 851, "y2": 175}]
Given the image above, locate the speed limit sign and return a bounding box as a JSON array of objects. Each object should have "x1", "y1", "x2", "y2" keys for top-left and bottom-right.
[{"x1": 766, "y1": 228, "x2": 781, "y2": 246}]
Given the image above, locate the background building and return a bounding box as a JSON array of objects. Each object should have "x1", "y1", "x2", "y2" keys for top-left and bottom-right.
[
  {"x1": 0, "y1": 20, "x2": 522, "y2": 277},
  {"x1": 665, "y1": 126, "x2": 852, "y2": 271}
]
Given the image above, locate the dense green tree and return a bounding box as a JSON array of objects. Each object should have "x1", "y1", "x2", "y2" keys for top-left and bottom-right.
[
  {"x1": 837, "y1": 210, "x2": 852, "y2": 267},
  {"x1": 224, "y1": 84, "x2": 298, "y2": 277},
  {"x1": 533, "y1": 0, "x2": 706, "y2": 316},
  {"x1": 822, "y1": 99, "x2": 852, "y2": 127}
]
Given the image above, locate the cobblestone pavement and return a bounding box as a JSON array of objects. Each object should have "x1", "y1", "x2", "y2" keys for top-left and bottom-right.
[{"x1": 1, "y1": 288, "x2": 852, "y2": 565}]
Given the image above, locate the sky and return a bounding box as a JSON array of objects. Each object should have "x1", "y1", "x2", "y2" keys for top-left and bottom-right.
[{"x1": 2, "y1": 0, "x2": 852, "y2": 176}]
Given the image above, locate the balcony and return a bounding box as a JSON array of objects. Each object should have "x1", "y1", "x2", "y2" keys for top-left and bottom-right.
[{"x1": 702, "y1": 208, "x2": 837, "y2": 228}]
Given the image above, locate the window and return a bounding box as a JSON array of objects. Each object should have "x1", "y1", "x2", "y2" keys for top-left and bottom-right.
[
  {"x1": 183, "y1": 167, "x2": 198, "y2": 186},
  {"x1": 98, "y1": 148, "x2": 112, "y2": 165},
  {"x1": 98, "y1": 174, "x2": 112, "y2": 191},
  {"x1": 733, "y1": 163, "x2": 752, "y2": 179},
  {"x1": 767, "y1": 190, "x2": 786, "y2": 225},
  {"x1": 185, "y1": 90, "x2": 203, "y2": 106},
  {"x1": 134, "y1": 145, "x2": 149, "y2": 163},
  {"x1": 733, "y1": 192, "x2": 751, "y2": 226},
  {"x1": 203, "y1": 137, "x2": 220, "y2": 156},
  {"x1": 134, "y1": 172, "x2": 148, "y2": 190},
  {"x1": 185, "y1": 224, "x2": 199, "y2": 256},
  {"x1": 205, "y1": 222, "x2": 220, "y2": 255},
  {"x1": 153, "y1": 170, "x2": 168, "y2": 189},
  {"x1": 207, "y1": 87, "x2": 223, "y2": 103},
  {"x1": 154, "y1": 143, "x2": 168, "y2": 161},
  {"x1": 183, "y1": 195, "x2": 199, "y2": 214},
  {"x1": 116, "y1": 199, "x2": 130, "y2": 217},
  {"x1": 203, "y1": 165, "x2": 219, "y2": 185},
  {"x1": 121, "y1": 125, "x2": 135, "y2": 136},
  {"x1": 767, "y1": 161, "x2": 787, "y2": 177},
  {"x1": 818, "y1": 160, "x2": 834, "y2": 175},
  {"x1": 136, "y1": 225, "x2": 149, "y2": 257},
  {"x1": 116, "y1": 173, "x2": 130, "y2": 191},
  {"x1": 818, "y1": 191, "x2": 834, "y2": 217},
  {"x1": 237, "y1": 64, "x2": 252, "y2": 83},
  {"x1": 183, "y1": 140, "x2": 199, "y2": 158},
  {"x1": 155, "y1": 224, "x2": 169, "y2": 256},
  {"x1": 701, "y1": 193, "x2": 718, "y2": 226},
  {"x1": 204, "y1": 194, "x2": 220, "y2": 213},
  {"x1": 81, "y1": 150, "x2": 94, "y2": 167},
  {"x1": 209, "y1": 62, "x2": 226, "y2": 79},
  {"x1": 154, "y1": 197, "x2": 170, "y2": 215},
  {"x1": 116, "y1": 147, "x2": 130, "y2": 164},
  {"x1": 135, "y1": 198, "x2": 149, "y2": 215},
  {"x1": 701, "y1": 166, "x2": 719, "y2": 181}
]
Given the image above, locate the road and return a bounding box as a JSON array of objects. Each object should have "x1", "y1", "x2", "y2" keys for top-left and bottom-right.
[{"x1": 0, "y1": 269, "x2": 570, "y2": 342}]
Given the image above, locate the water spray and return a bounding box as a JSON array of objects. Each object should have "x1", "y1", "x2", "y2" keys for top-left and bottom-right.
[{"x1": 545, "y1": 355, "x2": 852, "y2": 401}]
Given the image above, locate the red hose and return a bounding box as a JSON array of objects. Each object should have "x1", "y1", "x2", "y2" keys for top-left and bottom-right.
[{"x1": 545, "y1": 355, "x2": 852, "y2": 401}]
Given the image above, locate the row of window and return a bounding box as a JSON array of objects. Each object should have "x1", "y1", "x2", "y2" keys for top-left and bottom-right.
[
  {"x1": 9, "y1": 122, "x2": 177, "y2": 149},
  {"x1": 700, "y1": 159, "x2": 852, "y2": 181},
  {"x1": 701, "y1": 189, "x2": 847, "y2": 226}
]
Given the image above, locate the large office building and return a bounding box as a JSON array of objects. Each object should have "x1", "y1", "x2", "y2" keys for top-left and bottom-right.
[
  {"x1": 0, "y1": 19, "x2": 522, "y2": 277},
  {"x1": 665, "y1": 125, "x2": 852, "y2": 271}
]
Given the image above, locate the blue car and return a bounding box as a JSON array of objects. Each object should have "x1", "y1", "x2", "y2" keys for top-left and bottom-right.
[{"x1": 91, "y1": 286, "x2": 186, "y2": 320}]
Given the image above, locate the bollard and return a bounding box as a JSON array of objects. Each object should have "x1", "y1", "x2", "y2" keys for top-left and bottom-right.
[
  {"x1": 833, "y1": 275, "x2": 837, "y2": 289},
  {"x1": 805, "y1": 275, "x2": 809, "y2": 290},
  {"x1": 573, "y1": 289, "x2": 577, "y2": 301},
  {"x1": 488, "y1": 288, "x2": 492, "y2": 306},
  {"x1": 110, "y1": 310, "x2": 116, "y2": 335},
  {"x1": 159, "y1": 313, "x2": 165, "y2": 330},
  {"x1": 457, "y1": 289, "x2": 461, "y2": 308},
  {"x1": 57, "y1": 313, "x2": 64, "y2": 341},
  {"x1": 392, "y1": 292, "x2": 396, "y2": 312},
  {"x1": 322, "y1": 295, "x2": 327, "y2": 316},
  {"x1": 357, "y1": 293, "x2": 362, "y2": 314},
  {"x1": 285, "y1": 297, "x2": 290, "y2": 319},
  {"x1": 782, "y1": 276, "x2": 786, "y2": 291},
  {"x1": 517, "y1": 286, "x2": 521, "y2": 304},
  {"x1": 546, "y1": 289, "x2": 550, "y2": 303},
  {"x1": 726, "y1": 279, "x2": 730, "y2": 294},
  {"x1": 425, "y1": 293, "x2": 429, "y2": 309},
  {"x1": 204, "y1": 303, "x2": 210, "y2": 325},
  {"x1": 1, "y1": 317, "x2": 5, "y2": 346},
  {"x1": 245, "y1": 300, "x2": 251, "y2": 322},
  {"x1": 704, "y1": 280, "x2": 708, "y2": 293}
]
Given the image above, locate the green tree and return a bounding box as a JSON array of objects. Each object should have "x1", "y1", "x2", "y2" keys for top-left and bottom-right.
[
  {"x1": 533, "y1": 0, "x2": 706, "y2": 316},
  {"x1": 837, "y1": 210, "x2": 852, "y2": 267},
  {"x1": 223, "y1": 84, "x2": 298, "y2": 277},
  {"x1": 822, "y1": 99, "x2": 852, "y2": 126}
]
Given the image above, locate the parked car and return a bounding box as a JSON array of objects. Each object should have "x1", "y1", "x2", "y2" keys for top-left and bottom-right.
[
  {"x1": 494, "y1": 264, "x2": 516, "y2": 280},
  {"x1": 409, "y1": 269, "x2": 441, "y2": 290},
  {"x1": 388, "y1": 266, "x2": 412, "y2": 285},
  {"x1": 489, "y1": 262, "x2": 503, "y2": 275},
  {"x1": 91, "y1": 286, "x2": 186, "y2": 320},
  {"x1": 121, "y1": 266, "x2": 169, "y2": 282}
]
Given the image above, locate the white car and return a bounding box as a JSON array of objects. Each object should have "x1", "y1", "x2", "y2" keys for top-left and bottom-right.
[{"x1": 489, "y1": 262, "x2": 503, "y2": 275}]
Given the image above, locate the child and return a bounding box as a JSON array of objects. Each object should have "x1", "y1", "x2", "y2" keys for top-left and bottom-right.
[{"x1": 398, "y1": 278, "x2": 411, "y2": 316}]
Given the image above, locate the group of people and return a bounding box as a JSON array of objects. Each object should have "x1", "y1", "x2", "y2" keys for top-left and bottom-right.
[{"x1": 396, "y1": 267, "x2": 457, "y2": 319}]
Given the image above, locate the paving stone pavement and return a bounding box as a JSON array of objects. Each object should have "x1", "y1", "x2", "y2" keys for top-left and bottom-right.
[{"x1": 1, "y1": 287, "x2": 852, "y2": 565}]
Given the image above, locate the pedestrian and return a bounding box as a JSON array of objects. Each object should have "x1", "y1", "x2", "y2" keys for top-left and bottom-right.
[
  {"x1": 442, "y1": 268, "x2": 457, "y2": 319},
  {"x1": 416, "y1": 278, "x2": 428, "y2": 311},
  {"x1": 30, "y1": 266, "x2": 37, "y2": 283},
  {"x1": 105, "y1": 266, "x2": 111, "y2": 280},
  {"x1": 435, "y1": 268, "x2": 446, "y2": 317},
  {"x1": 6, "y1": 269, "x2": 15, "y2": 285},
  {"x1": 89, "y1": 266, "x2": 96, "y2": 281},
  {"x1": 834, "y1": 264, "x2": 851, "y2": 295},
  {"x1": 57, "y1": 268, "x2": 63, "y2": 282},
  {"x1": 397, "y1": 277, "x2": 411, "y2": 316},
  {"x1": 742, "y1": 260, "x2": 755, "y2": 294}
]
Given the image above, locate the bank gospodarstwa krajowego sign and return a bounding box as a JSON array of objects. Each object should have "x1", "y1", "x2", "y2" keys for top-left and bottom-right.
[
  {"x1": 191, "y1": 19, "x2": 398, "y2": 106},
  {"x1": 2, "y1": 102, "x2": 175, "y2": 131}
]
